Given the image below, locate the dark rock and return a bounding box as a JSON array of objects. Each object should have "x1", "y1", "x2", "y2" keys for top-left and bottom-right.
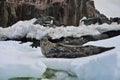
[
  {"x1": 100, "y1": 14, "x2": 110, "y2": 24},
  {"x1": 0, "y1": 0, "x2": 104, "y2": 27},
  {"x1": 0, "y1": 1, "x2": 7, "y2": 27},
  {"x1": 6, "y1": 37, "x2": 40, "y2": 48},
  {"x1": 34, "y1": 15, "x2": 61, "y2": 27},
  {"x1": 102, "y1": 30, "x2": 120, "y2": 38},
  {"x1": 110, "y1": 17, "x2": 120, "y2": 24},
  {"x1": 81, "y1": 14, "x2": 110, "y2": 25},
  {"x1": 82, "y1": 34, "x2": 109, "y2": 41},
  {"x1": 0, "y1": 2, "x2": 17, "y2": 27},
  {"x1": 40, "y1": 35, "x2": 115, "y2": 58},
  {"x1": 81, "y1": 17, "x2": 102, "y2": 25}
]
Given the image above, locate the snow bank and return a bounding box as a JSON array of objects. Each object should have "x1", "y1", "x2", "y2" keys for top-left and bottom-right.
[
  {"x1": 40, "y1": 49, "x2": 117, "y2": 80},
  {"x1": 0, "y1": 19, "x2": 36, "y2": 40},
  {"x1": 84, "y1": 35, "x2": 120, "y2": 80},
  {"x1": 0, "y1": 19, "x2": 120, "y2": 40},
  {"x1": 0, "y1": 39, "x2": 117, "y2": 80},
  {"x1": 71, "y1": 50, "x2": 116, "y2": 80},
  {"x1": 48, "y1": 25, "x2": 100, "y2": 39},
  {"x1": 0, "y1": 19, "x2": 120, "y2": 80}
]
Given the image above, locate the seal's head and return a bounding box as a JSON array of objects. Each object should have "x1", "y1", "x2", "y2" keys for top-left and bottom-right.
[{"x1": 40, "y1": 34, "x2": 55, "y2": 56}]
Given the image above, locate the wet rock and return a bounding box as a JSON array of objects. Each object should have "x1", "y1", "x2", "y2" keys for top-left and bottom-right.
[{"x1": 40, "y1": 35, "x2": 115, "y2": 58}]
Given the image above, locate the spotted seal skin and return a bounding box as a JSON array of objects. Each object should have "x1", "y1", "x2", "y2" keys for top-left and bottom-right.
[{"x1": 40, "y1": 35, "x2": 115, "y2": 58}]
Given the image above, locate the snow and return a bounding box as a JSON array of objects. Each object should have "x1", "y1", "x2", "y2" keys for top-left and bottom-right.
[
  {"x1": 0, "y1": 18, "x2": 119, "y2": 80},
  {"x1": 0, "y1": 35, "x2": 119, "y2": 80},
  {"x1": 84, "y1": 35, "x2": 120, "y2": 80},
  {"x1": 0, "y1": 41, "x2": 46, "y2": 80},
  {"x1": 71, "y1": 50, "x2": 116, "y2": 80},
  {"x1": 0, "y1": 0, "x2": 120, "y2": 79},
  {"x1": 0, "y1": 14, "x2": 119, "y2": 80},
  {"x1": 0, "y1": 18, "x2": 120, "y2": 40}
]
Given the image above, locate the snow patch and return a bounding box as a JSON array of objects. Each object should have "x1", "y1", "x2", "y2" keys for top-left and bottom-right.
[{"x1": 0, "y1": 19, "x2": 120, "y2": 40}]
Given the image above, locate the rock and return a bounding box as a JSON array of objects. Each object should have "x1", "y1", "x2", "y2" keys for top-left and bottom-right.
[
  {"x1": 34, "y1": 15, "x2": 60, "y2": 27},
  {"x1": 86, "y1": 0, "x2": 99, "y2": 18},
  {"x1": 6, "y1": 37, "x2": 40, "y2": 48},
  {"x1": 110, "y1": 17, "x2": 120, "y2": 24},
  {"x1": 102, "y1": 30, "x2": 120, "y2": 38},
  {"x1": 0, "y1": 1, "x2": 7, "y2": 27},
  {"x1": 40, "y1": 35, "x2": 115, "y2": 58},
  {"x1": 81, "y1": 14, "x2": 110, "y2": 25},
  {"x1": 100, "y1": 14, "x2": 110, "y2": 24},
  {"x1": 81, "y1": 17, "x2": 102, "y2": 25},
  {"x1": 0, "y1": 1, "x2": 17, "y2": 27},
  {"x1": 0, "y1": 0, "x2": 105, "y2": 27}
]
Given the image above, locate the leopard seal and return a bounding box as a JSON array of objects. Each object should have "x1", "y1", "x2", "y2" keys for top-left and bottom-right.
[{"x1": 40, "y1": 35, "x2": 115, "y2": 58}]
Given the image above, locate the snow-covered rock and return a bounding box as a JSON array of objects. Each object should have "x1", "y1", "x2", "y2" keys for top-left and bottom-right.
[{"x1": 0, "y1": 18, "x2": 120, "y2": 40}]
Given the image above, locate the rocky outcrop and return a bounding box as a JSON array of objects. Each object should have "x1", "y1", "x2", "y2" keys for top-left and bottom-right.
[
  {"x1": 0, "y1": 0, "x2": 104, "y2": 27},
  {"x1": 81, "y1": 15, "x2": 110, "y2": 25},
  {"x1": 110, "y1": 17, "x2": 120, "y2": 24},
  {"x1": 0, "y1": 1, "x2": 17, "y2": 27}
]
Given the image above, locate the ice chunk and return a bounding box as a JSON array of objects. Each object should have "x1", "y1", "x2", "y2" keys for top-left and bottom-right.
[{"x1": 71, "y1": 50, "x2": 117, "y2": 80}]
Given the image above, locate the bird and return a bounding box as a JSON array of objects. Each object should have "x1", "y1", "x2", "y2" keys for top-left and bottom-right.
[{"x1": 40, "y1": 35, "x2": 115, "y2": 58}]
